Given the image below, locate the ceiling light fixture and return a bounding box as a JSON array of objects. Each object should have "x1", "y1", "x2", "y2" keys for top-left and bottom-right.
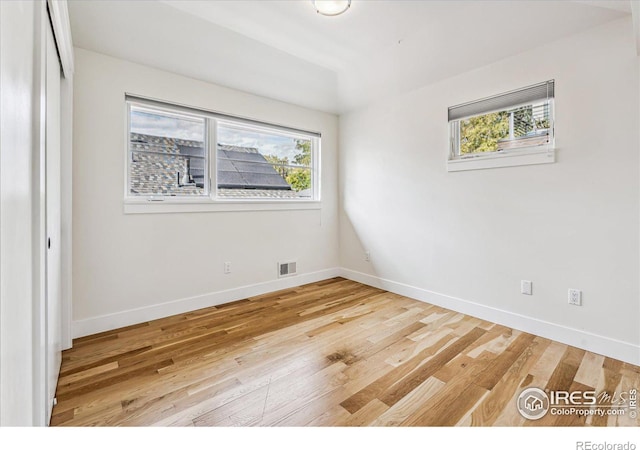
[{"x1": 312, "y1": 0, "x2": 351, "y2": 16}]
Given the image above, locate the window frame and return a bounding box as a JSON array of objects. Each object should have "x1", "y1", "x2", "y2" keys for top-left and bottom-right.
[
  {"x1": 126, "y1": 101, "x2": 211, "y2": 199},
  {"x1": 447, "y1": 82, "x2": 556, "y2": 172},
  {"x1": 124, "y1": 95, "x2": 322, "y2": 214},
  {"x1": 213, "y1": 119, "x2": 319, "y2": 203}
]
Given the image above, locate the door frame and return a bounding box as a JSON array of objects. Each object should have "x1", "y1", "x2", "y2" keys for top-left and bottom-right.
[
  {"x1": 32, "y1": 0, "x2": 74, "y2": 425},
  {"x1": 46, "y1": 0, "x2": 74, "y2": 352}
]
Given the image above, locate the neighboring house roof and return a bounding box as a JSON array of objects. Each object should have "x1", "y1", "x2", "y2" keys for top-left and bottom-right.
[
  {"x1": 130, "y1": 133, "x2": 293, "y2": 192},
  {"x1": 130, "y1": 133, "x2": 206, "y2": 194},
  {"x1": 217, "y1": 144, "x2": 292, "y2": 191},
  {"x1": 218, "y1": 188, "x2": 305, "y2": 199},
  {"x1": 130, "y1": 133, "x2": 203, "y2": 154}
]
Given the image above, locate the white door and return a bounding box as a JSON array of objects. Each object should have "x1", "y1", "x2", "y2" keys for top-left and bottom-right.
[{"x1": 45, "y1": 16, "x2": 62, "y2": 423}]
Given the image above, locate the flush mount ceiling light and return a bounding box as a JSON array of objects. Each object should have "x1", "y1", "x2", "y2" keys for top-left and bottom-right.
[{"x1": 312, "y1": 0, "x2": 351, "y2": 16}]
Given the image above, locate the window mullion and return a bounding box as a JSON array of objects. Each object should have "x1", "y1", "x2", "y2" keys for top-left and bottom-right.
[
  {"x1": 125, "y1": 102, "x2": 132, "y2": 199},
  {"x1": 450, "y1": 121, "x2": 460, "y2": 158},
  {"x1": 209, "y1": 118, "x2": 217, "y2": 201},
  {"x1": 311, "y1": 138, "x2": 316, "y2": 200}
]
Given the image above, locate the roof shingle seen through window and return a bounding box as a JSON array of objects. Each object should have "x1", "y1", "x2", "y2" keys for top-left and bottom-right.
[
  {"x1": 130, "y1": 133, "x2": 296, "y2": 195},
  {"x1": 217, "y1": 144, "x2": 292, "y2": 191}
]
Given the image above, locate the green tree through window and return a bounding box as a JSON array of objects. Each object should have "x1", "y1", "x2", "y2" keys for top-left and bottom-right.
[
  {"x1": 459, "y1": 104, "x2": 550, "y2": 154},
  {"x1": 460, "y1": 112, "x2": 509, "y2": 154},
  {"x1": 286, "y1": 139, "x2": 311, "y2": 192},
  {"x1": 265, "y1": 154, "x2": 290, "y2": 178}
]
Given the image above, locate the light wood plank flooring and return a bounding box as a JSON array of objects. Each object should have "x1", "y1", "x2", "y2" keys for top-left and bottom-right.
[{"x1": 51, "y1": 278, "x2": 640, "y2": 426}]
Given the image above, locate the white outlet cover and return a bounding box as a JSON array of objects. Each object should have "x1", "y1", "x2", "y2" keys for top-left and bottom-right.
[
  {"x1": 568, "y1": 289, "x2": 582, "y2": 306},
  {"x1": 521, "y1": 280, "x2": 532, "y2": 295}
]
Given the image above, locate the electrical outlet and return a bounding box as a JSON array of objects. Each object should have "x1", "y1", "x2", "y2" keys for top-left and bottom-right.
[
  {"x1": 521, "y1": 280, "x2": 532, "y2": 295},
  {"x1": 568, "y1": 289, "x2": 581, "y2": 306},
  {"x1": 365, "y1": 251, "x2": 370, "y2": 262},
  {"x1": 224, "y1": 262, "x2": 231, "y2": 274}
]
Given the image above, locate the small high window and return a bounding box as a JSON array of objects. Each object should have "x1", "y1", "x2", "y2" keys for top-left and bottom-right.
[{"x1": 448, "y1": 80, "x2": 555, "y2": 171}]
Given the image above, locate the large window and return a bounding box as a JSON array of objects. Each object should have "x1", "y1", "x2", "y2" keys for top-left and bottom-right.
[
  {"x1": 448, "y1": 80, "x2": 555, "y2": 171},
  {"x1": 126, "y1": 96, "x2": 320, "y2": 207}
]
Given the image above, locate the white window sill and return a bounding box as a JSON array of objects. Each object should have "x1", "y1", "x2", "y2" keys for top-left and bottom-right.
[
  {"x1": 124, "y1": 199, "x2": 321, "y2": 214},
  {"x1": 447, "y1": 147, "x2": 555, "y2": 172}
]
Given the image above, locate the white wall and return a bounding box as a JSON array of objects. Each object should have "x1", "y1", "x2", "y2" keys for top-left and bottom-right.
[
  {"x1": 72, "y1": 48, "x2": 339, "y2": 337},
  {"x1": 339, "y1": 18, "x2": 640, "y2": 364}
]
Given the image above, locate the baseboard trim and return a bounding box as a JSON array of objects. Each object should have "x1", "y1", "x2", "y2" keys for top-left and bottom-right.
[
  {"x1": 71, "y1": 267, "x2": 341, "y2": 339},
  {"x1": 72, "y1": 266, "x2": 640, "y2": 366},
  {"x1": 340, "y1": 268, "x2": 640, "y2": 366}
]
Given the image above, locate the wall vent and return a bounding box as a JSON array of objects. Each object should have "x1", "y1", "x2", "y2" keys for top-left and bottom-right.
[{"x1": 278, "y1": 261, "x2": 297, "y2": 278}]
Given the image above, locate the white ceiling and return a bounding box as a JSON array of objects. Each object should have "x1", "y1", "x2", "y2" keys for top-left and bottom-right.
[{"x1": 68, "y1": 0, "x2": 630, "y2": 114}]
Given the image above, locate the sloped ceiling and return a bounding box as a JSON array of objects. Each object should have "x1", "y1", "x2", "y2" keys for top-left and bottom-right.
[{"x1": 68, "y1": 0, "x2": 630, "y2": 114}]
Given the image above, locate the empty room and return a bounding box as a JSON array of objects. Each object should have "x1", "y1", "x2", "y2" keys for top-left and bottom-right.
[{"x1": 1, "y1": 0, "x2": 639, "y2": 442}]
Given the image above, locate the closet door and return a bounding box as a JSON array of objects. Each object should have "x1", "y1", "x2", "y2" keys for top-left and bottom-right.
[{"x1": 45, "y1": 15, "x2": 62, "y2": 422}]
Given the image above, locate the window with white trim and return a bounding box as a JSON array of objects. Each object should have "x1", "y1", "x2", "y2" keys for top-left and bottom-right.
[
  {"x1": 126, "y1": 96, "x2": 320, "y2": 204},
  {"x1": 448, "y1": 80, "x2": 555, "y2": 171}
]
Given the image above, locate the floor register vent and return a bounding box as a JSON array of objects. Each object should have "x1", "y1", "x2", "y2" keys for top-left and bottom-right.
[{"x1": 278, "y1": 261, "x2": 297, "y2": 278}]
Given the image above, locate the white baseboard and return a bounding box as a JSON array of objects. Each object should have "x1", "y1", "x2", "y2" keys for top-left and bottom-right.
[
  {"x1": 71, "y1": 267, "x2": 341, "y2": 338},
  {"x1": 340, "y1": 268, "x2": 640, "y2": 366},
  {"x1": 72, "y1": 266, "x2": 640, "y2": 366}
]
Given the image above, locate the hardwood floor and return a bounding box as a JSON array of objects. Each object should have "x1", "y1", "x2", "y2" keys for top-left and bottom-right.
[{"x1": 51, "y1": 278, "x2": 640, "y2": 426}]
